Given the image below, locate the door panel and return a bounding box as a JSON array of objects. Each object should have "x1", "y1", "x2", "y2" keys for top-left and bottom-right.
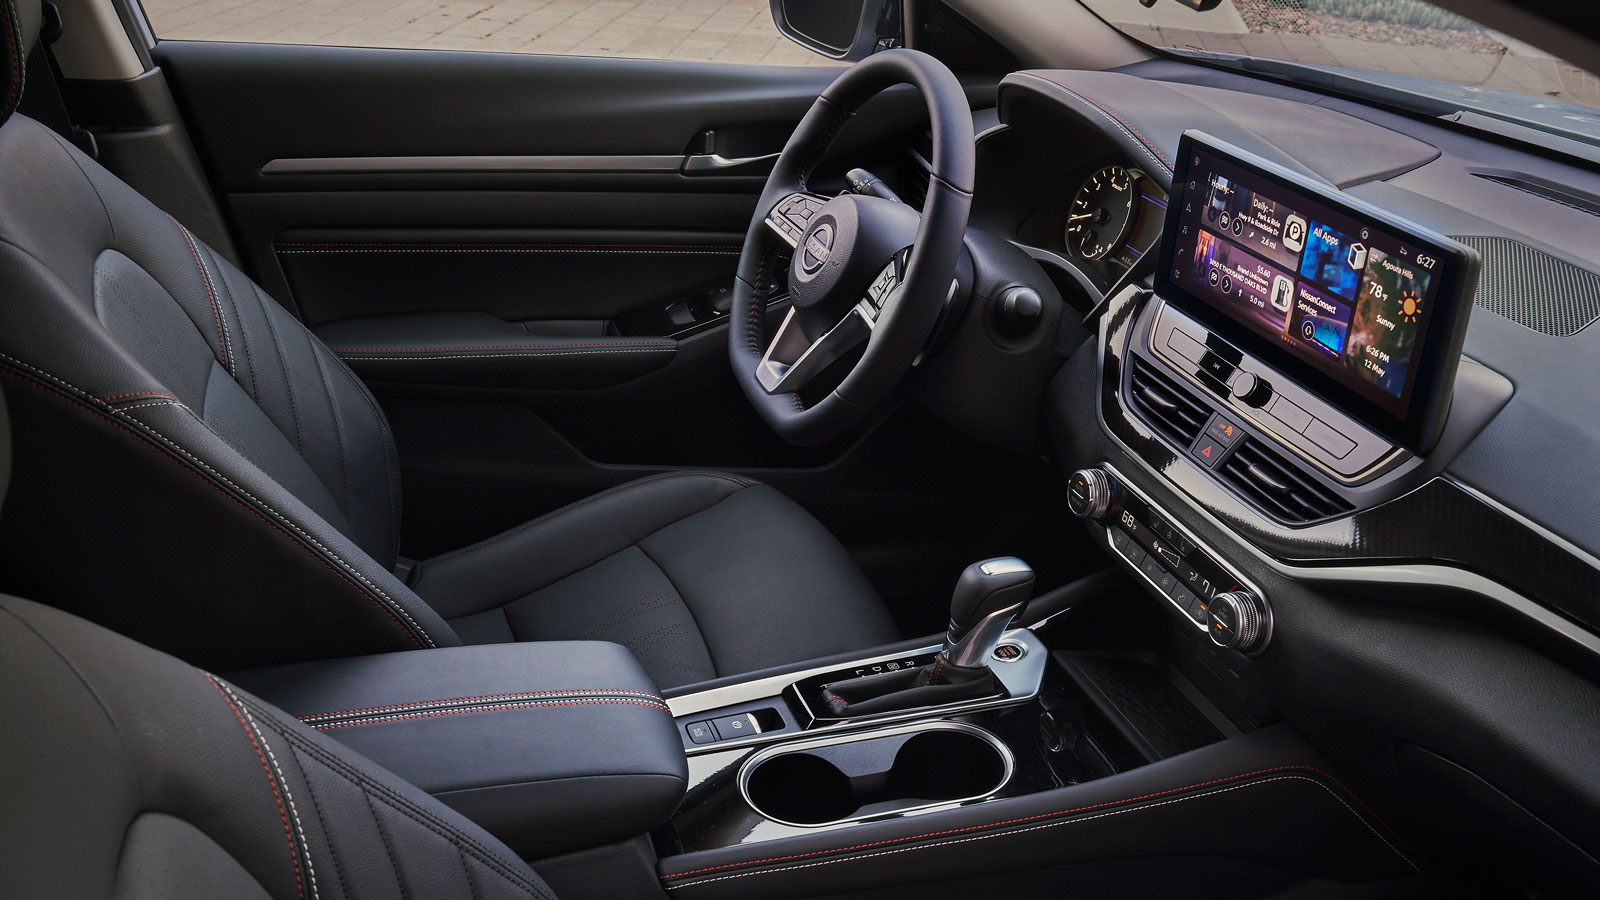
[{"x1": 151, "y1": 40, "x2": 1042, "y2": 614}]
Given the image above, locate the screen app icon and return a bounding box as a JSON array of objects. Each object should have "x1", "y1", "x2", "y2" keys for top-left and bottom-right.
[
  {"x1": 1271, "y1": 275, "x2": 1294, "y2": 313},
  {"x1": 1283, "y1": 214, "x2": 1307, "y2": 253}
]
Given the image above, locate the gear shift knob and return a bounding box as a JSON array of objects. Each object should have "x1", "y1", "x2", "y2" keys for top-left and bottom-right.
[{"x1": 945, "y1": 557, "x2": 1034, "y2": 667}]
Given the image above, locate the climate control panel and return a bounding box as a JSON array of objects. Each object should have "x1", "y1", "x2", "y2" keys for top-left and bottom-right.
[{"x1": 1069, "y1": 466, "x2": 1272, "y2": 654}]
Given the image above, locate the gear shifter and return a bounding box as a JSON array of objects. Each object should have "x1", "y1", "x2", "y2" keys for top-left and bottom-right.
[
  {"x1": 944, "y1": 557, "x2": 1035, "y2": 667},
  {"x1": 815, "y1": 557, "x2": 1033, "y2": 719}
]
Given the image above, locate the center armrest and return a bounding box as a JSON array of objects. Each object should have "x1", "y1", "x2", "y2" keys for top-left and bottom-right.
[{"x1": 232, "y1": 641, "x2": 687, "y2": 860}]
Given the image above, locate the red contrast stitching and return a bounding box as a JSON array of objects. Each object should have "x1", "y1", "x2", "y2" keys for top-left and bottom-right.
[
  {"x1": 210, "y1": 679, "x2": 306, "y2": 900},
  {"x1": 274, "y1": 242, "x2": 739, "y2": 250},
  {"x1": 166, "y1": 214, "x2": 230, "y2": 367},
  {"x1": 0, "y1": 368, "x2": 425, "y2": 649},
  {"x1": 313, "y1": 698, "x2": 671, "y2": 730},
  {"x1": 661, "y1": 765, "x2": 1417, "y2": 881},
  {"x1": 2, "y1": 0, "x2": 19, "y2": 118},
  {"x1": 299, "y1": 688, "x2": 665, "y2": 721},
  {"x1": 1029, "y1": 74, "x2": 1174, "y2": 172},
  {"x1": 332, "y1": 341, "x2": 675, "y2": 353}
]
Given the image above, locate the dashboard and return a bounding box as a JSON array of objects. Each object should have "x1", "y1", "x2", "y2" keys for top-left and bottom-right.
[{"x1": 963, "y1": 59, "x2": 1600, "y2": 892}]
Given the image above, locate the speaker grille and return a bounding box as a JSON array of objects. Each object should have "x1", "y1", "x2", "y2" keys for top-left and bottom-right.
[{"x1": 1454, "y1": 236, "x2": 1600, "y2": 337}]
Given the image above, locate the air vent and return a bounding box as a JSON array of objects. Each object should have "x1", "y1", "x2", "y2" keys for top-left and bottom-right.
[
  {"x1": 1128, "y1": 357, "x2": 1209, "y2": 445},
  {"x1": 1218, "y1": 439, "x2": 1354, "y2": 524},
  {"x1": 1454, "y1": 236, "x2": 1600, "y2": 337}
]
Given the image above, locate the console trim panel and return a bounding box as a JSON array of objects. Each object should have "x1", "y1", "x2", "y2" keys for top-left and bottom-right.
[{"x1": 668, "y1": 629, "x2": 1048, "y2": 756}]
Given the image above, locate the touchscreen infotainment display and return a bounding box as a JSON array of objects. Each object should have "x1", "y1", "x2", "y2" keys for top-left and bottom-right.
[{"x1": 1155, "y1": 132, "x2": 1477, "y2": 453}]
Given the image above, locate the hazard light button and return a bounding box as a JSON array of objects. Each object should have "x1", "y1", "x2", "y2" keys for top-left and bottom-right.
[{"x1": 1189, "y1": 433, "x2": 1228, "y2": 469}]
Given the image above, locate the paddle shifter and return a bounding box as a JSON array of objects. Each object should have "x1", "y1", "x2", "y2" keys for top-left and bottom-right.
[{"x1": 816, "y1": 558, "x2": 1034, "y2": 719}]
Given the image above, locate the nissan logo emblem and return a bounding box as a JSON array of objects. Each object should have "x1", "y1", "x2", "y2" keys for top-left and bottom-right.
[{"x1": 801, "y1": 223, "x2": 834, "y2": 274}]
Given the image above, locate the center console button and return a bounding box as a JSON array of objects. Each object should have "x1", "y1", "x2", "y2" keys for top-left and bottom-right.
[
  {"x1": 686, "y1": 720, "x2": 717, "y2": 744},
  {"x1": 711, "y1": 713, "x2": 761, "y2": 741},
  {"x1": 1268, "y1": 396, "x2": 1312, "y2": 433},
  {"x1": 1204, "y1": 414, "x2": 1244, "y2": 449},
  {"x1": 1198, "y1": 350, "x2": 1235, "y2": 384},
  {"x1": 1190, "y1": 433, "x2": 1227, "y2": 468},
  {"x1": 1304, "y1": 419, "x2": 1356, "y2": 458}
]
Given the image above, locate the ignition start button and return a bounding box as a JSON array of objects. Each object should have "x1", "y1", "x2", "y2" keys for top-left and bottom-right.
[{"x1": 992, "y1": 642, "x2": 1026, "y2": 662}]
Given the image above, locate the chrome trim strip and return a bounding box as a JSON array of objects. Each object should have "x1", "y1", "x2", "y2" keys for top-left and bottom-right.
[
  {"x1": 668, "y1": 629, "x2": 1048, "y2": 755},
  {"x1": 737, "y1": 720, "x2": 1014, "y2": 829},
  {"x1": 260, "y1": 155, "x2": 686, "y2": 175}
]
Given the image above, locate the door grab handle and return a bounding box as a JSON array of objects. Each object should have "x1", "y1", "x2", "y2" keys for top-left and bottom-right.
[{"x1": 681, "y1": 151, "x2": 779, "y2": 176}]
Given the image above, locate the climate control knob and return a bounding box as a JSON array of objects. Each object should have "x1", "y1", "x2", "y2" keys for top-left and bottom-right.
[
  {"x1": 1208, "y1": 590, "x2": 1271, "y2": 654},
  {"x1": 1067, "y1": 468, "x2": 1113, "y2": 520}
]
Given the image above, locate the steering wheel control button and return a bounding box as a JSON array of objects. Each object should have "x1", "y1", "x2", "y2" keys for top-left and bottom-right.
[
  {"x1": 710, "y1": 713, "x2": 761, "y2": 741},
  {"x1": 1067, "y1": 468, "x2": 1113, "y2": 520},
  {"x1": 685, "y1": 720, "x2": 717, "y2": 744},
  {"x1": 1209, "y1": 591, "x2": 1271, "y2": 654}
]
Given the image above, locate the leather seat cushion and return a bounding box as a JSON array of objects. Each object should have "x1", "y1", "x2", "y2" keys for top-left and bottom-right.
[{"x1": 411, "y1": 472, "x2": 899, "y2": 688}]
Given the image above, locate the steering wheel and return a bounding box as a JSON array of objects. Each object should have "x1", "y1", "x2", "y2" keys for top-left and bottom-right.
[{"x1": 729, "y1": 49, "x2": 974, "y2": 446}]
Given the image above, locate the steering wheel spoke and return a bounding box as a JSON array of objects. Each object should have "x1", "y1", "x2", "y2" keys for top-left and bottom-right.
[
  {"x1": 757, "y1": 252, "x2": 909, "y2": 395},
  {"x1": 757, "y1": 303, "x2": 873, "y2": 394},
  {"x1": 764, "y1": 191, "x2": 832, "y2": 249}
]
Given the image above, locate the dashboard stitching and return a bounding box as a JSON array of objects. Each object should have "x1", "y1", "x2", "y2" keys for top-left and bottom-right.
[{"x1": 1018, "y1": 73, "x2": 1173, "y2": 175}]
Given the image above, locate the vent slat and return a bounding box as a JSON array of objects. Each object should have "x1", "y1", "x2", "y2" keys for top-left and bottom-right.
[
  {"x1": 1128, "y1": 359, "x2": 1209, "y2": 445},
  {"x1": 1221, "y1": 440, "x2": 1353, "y2": 524}
]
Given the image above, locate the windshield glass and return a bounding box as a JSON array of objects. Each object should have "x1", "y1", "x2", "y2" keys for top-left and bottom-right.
[{"x1": 1078, "y1": 0, "x2": 1600, "y2": 143}]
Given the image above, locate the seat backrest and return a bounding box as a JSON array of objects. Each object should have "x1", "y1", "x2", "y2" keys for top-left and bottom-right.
[
  {"x1": 0, "y1": 594, "x2": 556, "y2": 900},
  {"x1": 0, "y1": 0, "x2": 458, "y2": 667}
]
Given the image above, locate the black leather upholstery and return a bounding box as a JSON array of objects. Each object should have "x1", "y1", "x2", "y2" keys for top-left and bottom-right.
[
  {"x1": 0, "y1": 594, "x2": 560, "y2": 900},
  {"x1": 411, "y1": 471, "x2": 898, "y2": 688},
  {"x1": 234, "y1": 640, "x2": 690, "y2": 861},
  {"x1": 0, "y1": 3, "x2": 896, "y2": 682}
]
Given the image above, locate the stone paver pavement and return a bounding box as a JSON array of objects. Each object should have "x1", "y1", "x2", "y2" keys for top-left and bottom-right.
[{"x1": 141, "y1": 0, "x2": 841, "y2": 65}]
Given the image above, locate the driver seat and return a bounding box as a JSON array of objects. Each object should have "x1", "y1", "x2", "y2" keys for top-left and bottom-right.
[{"x1": 0, "y1": 0, "x2": 897, "y2": 684}]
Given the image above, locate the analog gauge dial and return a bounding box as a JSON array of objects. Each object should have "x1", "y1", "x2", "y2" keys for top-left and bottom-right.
[{"x1": 1067, "y1": 165, "x2": 1141, "y2": 261}]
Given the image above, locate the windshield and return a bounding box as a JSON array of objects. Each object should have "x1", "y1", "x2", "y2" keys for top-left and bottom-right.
[{"x1": 1078, "y1": 0, "x2": 1600, "y2": 145}]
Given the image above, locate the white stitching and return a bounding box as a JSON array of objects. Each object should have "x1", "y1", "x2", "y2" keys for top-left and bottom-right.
[
  {"x1": 0, "y1": 351, "x2": 438, "y2": 648},
  {"x1": 300, "y1": 688, "x2": 666, "y2": 722},
  {"x1": 1015, "y1": 73, "x2": 1173, "y2": 177},
  {"x1": 216, "y1": 679, "x2": 321, "y2": 900},
  {"x1": 115, "y1": 399, "x2": 186, "y2": 412},
  {"x1": 340, "y1": 348, "x2": 676, "y2": 361},
  {"x1": 663, "y1": 775, "x2": 1417, "y2": 889}
]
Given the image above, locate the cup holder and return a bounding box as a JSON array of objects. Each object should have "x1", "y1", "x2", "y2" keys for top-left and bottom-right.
[{"x1": 739, "y1": 721, "x2": 1012, "y2": 827}]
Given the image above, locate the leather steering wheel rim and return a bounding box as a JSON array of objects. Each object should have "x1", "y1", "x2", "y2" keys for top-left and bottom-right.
[{"x1": 728, "y1": 49, "x2": 975, "y2": 446}]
